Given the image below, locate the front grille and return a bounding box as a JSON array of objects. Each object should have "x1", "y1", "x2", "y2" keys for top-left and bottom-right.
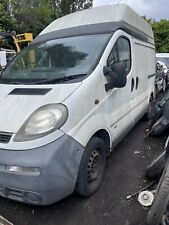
[{"x1": 0, "y1": 132, "x2": 12, "y2": 143}]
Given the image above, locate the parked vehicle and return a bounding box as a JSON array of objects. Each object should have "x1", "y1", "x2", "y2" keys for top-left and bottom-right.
[
  {"x1": 0, "y1": 4, "x2": 156, "y2": 205},
  {"x1": 148, "y1": 91, "x2": 169, "y2": 136},
  {"x1": 155, "y1": 61, "x2": 167, "y2": 93},
  {"x1": 156, "y1": 53, "x2": 169, "y2": 85},
  {"x1": 147, "y1": 136, "x2": 169, "y2": 225}
]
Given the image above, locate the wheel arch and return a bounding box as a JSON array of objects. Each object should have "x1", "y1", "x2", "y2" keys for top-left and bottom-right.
[{"x1": 90, "y1": 129, "x2": 111, "y2": 154}]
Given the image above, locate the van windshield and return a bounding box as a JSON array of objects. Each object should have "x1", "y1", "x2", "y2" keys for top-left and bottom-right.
[{"x1": 0, "y1": 34, "x2": 110, "y2": 84}]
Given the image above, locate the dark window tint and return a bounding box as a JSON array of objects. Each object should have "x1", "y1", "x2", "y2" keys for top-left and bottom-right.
[{"x1": 107, "y1": 37, "x2": 131, "y2": 75}]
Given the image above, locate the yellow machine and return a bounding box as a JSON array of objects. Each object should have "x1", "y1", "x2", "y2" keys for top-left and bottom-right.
[
  {"x1": 13, "y1": 33, "x2": 33, "y2": 53},
  {"x1": 0, "y1": 32, "x2": 33, "y2": 68}
]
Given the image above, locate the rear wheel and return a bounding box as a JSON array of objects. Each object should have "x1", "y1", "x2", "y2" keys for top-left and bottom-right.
[
  {"x1": 147, "y1": 161, "x2": 169, "y2": 225},
  {"x1": 76, "y1": 137, "x2": 106, "y2": 196}
]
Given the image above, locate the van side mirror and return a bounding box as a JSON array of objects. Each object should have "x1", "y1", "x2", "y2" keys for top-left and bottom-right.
[{"x1": 103, "y1": 62, "x2": 127, "y2": 92}]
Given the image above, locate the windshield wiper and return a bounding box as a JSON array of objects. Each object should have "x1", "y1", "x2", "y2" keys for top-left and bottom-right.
[
  {"x1": 26, "y1": 74, "x2": 87, "y2": 84},
  {"x1": 0, "y1": 79, "x2": 25, "y2": 85},
  {"x1": 0, "y1": 74, "x2": 87, "y2": 85}
]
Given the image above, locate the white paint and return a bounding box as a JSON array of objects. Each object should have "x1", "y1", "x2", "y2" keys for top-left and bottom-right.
[
  {"x1": 0, "y1": 51, "x2": 7, "y2": 67},
  {"x1": 62, "y1": 29, "x2": 155, "y2": 147},
  {"x1": 40, "y1": 4, "x2": 153, "y2": 39},
  {"x1": 0, "y1": 4, "x2": 155, "y2": 151}
]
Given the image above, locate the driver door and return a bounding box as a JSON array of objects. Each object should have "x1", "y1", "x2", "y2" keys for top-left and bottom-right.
[{"x1": 100, "y1": 33, "x2": 135, "y2": 147}]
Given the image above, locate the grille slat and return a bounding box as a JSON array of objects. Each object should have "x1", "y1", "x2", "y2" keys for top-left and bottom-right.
[{"x1": 0, "y1": 132, "x2": 12, "y2": 143}]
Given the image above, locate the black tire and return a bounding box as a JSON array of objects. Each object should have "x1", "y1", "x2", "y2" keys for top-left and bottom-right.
[
  {"x1": 76, "y1": 137, "x2": 106, "y2": 196},
  {"x1": 150, "y1": 117, "x2": 168, "y2": 136},
  {"x1": 147, "y1": 161, "x2": 169, "y2": 225},
  {"x1": 145, "y1": 151, "x2": 166, "y2": 180}
]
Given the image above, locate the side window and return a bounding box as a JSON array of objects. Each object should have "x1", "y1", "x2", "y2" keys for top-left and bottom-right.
[
  {"x1": 107, "y1": 45, "x2": 118, "y2": 67},
  {"x1": 107, "y1": 37, "x2": 131, "y2": 75}
]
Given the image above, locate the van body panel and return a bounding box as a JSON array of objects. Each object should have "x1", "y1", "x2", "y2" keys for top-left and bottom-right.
[
  {"x1": 62, "y1": 30, "x2": 155, "y2": 148},
  {"x1": 0, "y1": 83, "x2": 81, "y2": 134},
  {"x1": 40, "y1": 4, "x2": 153, "y2": 41},
  {"x1": 0, "y1": 134, "x2": 84, "y2": 205}
]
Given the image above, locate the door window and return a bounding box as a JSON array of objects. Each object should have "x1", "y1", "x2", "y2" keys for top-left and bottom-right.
[{"x1": 107, "y1": 37, "x2": 131, "y2": 75}]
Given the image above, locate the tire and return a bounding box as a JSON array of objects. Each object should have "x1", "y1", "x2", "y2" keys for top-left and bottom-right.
[
  {"x1": 76, "y1": 137, "x2": 107, "y2": 196},
  {"x1": 147, "y1": 161, "x2": 169, "y2": 225},
  {"x1": 150, "y1": 117, "x2": 168, "y2": 136},
  {"x1": 145, "y1": 151, "x2": 166, "y2": 180}
]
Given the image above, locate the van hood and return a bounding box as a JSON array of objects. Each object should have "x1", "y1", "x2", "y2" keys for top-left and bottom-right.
[{"x1": 0, "y1": 83, "x2": 81, "y2": 133}]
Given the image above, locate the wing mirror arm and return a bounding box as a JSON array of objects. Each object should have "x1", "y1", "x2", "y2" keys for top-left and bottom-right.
[{"x1": 103, "y1": 66, "x2": 117, "y2": 91}]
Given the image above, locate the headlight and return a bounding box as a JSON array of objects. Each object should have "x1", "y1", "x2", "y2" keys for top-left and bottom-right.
[{"x1": 14, "y1": 104, "x2": 68, "y2": 142}]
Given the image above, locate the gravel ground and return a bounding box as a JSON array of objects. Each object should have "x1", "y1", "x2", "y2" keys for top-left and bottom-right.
[{"x1": 0, "y1": 118, "x2": 167, "y2": 225}]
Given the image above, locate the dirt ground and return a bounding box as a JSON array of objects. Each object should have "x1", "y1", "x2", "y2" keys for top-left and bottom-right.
[{"x1": 0, "y1": 117, "x2": 167, "y2": 225}]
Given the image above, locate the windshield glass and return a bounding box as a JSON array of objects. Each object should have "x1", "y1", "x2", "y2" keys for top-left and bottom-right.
[
  {"x1": 156, "y1": 57, "x2": 169, "y2": 68},
  {"x1": 1, "y1": 34, "x2": 110, "y2": 84}
]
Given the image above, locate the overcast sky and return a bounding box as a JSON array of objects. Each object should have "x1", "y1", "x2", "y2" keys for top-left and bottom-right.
[{"x1": 93, "y1": 0, "x2": 169, "y2": 20}]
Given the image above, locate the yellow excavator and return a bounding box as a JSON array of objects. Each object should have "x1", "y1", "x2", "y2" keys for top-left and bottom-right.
[
  {"x1": 13, "y1": 32, "x2": 33, "y2": 53},
  {"x1": 0, "y1": 31, "x2": 33, "y2": 68}
]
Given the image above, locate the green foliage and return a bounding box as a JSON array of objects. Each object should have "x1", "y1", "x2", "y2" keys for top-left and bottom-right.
[
  {"x1": 11, "y1": 0, "x2": 56, "y2": 36},
  {"x1": 55, "y1": 0, "x2": 93, "y2": 17},
  {"x1": 0, "y1": 0, "x2": 93, "y2": 37},
  {"x1": 0, "y1": 1, "x2": 16, "y2": 32},
  {"x1": 151, "y1": 20, "x2": 169, "y2": 53},
  {"x1": 144, "y1": 17, "x2": 169, "y2": 53}
]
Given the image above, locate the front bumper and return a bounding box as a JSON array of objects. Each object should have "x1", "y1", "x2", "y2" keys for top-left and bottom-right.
[{"x1": 0, "y1": 135, "x2": 84, "y2": 205}]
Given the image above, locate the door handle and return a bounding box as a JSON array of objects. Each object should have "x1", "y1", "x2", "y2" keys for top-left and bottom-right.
[
  {"x1": 136, "y1": 77, "x2": 139, "y2": 90},
  {"x1": 131, "y1": 78, "x2": 135, "y2": 92}
]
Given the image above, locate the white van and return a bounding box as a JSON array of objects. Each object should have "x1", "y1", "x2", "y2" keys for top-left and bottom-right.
[{"x1": 0, "y1": 4, "x2": 155, "y2": 205}]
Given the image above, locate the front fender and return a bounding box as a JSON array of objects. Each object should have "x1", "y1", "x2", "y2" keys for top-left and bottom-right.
[{"x1": 64, "y1": 113, "x2": 112, "y2": 148}]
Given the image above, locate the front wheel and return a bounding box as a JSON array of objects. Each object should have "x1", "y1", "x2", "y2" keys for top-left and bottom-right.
[
  {"x1": 76, "y1": 137, "x2": 107, "y2": 196},
  {"x1": 147, "y1": 160, "x2": 169, "y2": 225}
]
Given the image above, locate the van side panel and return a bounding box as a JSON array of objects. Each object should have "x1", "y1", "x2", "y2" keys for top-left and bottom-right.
[
  {"x1": 62, "y1": 30, "x2": 155, "y2": 150},
  {"x1": 132, "y1": 40, "x2": 155, "y2": 120}
]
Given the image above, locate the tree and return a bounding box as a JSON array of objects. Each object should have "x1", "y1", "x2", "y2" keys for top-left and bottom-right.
[
  {"x1": 144, "y1": 17, "x2": 169, "y2": 53},
  {"x1": 0, "y1": 0, "x2": 93, "y2": 37},
  {"x1": 6, "y1": 0, "x2": 93, "y2": 37},
  {"x1": 11, "y1": 0, "x2": 56, "y2": 36},
  {"x1": 53, "y1": 0, "x2": 93, "y2": 17},
  {"x1": 0, "y1": 1, "x2": 16, "y2": 32},
  {"x1": 151, "y1": 20, "x2": 169, "y2": 53}
]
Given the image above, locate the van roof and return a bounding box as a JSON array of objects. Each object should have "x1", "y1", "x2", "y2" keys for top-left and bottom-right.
[{"x1": 36, "y1": 4, "x2": 154, "y2": 44}]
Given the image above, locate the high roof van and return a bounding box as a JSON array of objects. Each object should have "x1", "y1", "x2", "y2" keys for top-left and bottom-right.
[{"x1": 0, "y1": 4, "x2": 155, "y2": 205}]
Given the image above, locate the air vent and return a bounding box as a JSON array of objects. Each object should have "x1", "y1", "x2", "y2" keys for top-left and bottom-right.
[
  {"x1": 0, "y1": 132, "x2": 12, "y2": 143},
  {"x1": 9, "y1": 88, "x2": 52, "y2": 96}
]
